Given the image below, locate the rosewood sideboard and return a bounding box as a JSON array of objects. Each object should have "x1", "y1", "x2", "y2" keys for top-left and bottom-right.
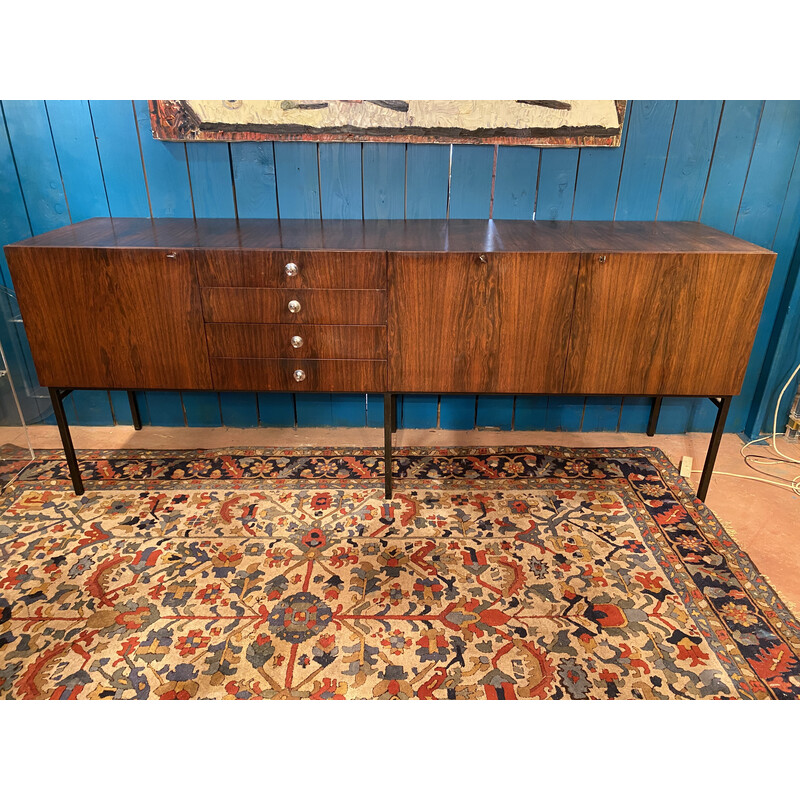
[{"x1": 4, "y1": 218, "x2": 775, "y2": 501}]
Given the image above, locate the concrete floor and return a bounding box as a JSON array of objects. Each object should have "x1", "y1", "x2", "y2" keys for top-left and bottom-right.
[{"x1": 3, "y1": 424, "x2": 799, "y2": 612}]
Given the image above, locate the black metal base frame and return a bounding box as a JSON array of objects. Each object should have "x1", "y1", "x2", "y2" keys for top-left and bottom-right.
[{"x1": 48, "y1": 390, "x2": 730, "y2": 504}]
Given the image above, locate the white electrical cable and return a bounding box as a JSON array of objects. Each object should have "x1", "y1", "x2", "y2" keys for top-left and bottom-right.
[
  {"x1": 771, "y1": 359, "x2": 800, "y2": 463},
  {"x1": 691, "y1": 359, "x2": 800, "y2": 497}
]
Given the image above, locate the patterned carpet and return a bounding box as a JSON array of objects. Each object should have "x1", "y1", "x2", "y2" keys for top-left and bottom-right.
[{"x1": 0, "y1": 445, "x2": 798, "y2": 700}]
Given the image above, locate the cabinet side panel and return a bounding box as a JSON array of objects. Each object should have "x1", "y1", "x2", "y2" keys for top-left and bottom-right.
[
  {"x1": 7, "y1": 246, "x2": 212, "y2": 389},
  {"x1": 563, "y1": 251, "x2": 775, "y2": 396}
]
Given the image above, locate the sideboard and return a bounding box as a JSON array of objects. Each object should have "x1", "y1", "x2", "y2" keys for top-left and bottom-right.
[{"x1": 4, "y1": 218, "x2": 775, "y2": 502}]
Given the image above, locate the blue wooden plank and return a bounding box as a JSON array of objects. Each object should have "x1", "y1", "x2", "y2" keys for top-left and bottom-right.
[
  {"x1": 362, "y1": 144, "x2": 405, "y2": 219},
  {"x1": 492, "y1": 146, "x2": 539, "y2": 220},
  {"x1": 401, "y1": 395, "x2": 438, "y2": 429},
  {"x1": 133, "y1": 100, "x2": 193, "y2": 218},
  {"x1": 46, "y1": 100, "x2": 128, "y2": 432},
  {"x1": 331, "y1": 394, "x2": 367, "y2": 427},
  {"x1": 2, "y1": 100, "x2": 69, "y2": 234},
  {"x1": 734, "y1": 101, "x2": 800, "y2": 248},
  {"x1": 296, "y1": 394, "x2": 333, "y2": 427},
  {"x1": 231, "y1": 142, "x2": 278, "y2": 218},
  {"x1": 182, "y1": 393, "x2": 222, "y2": 427},
  {"x1": 439, "y1": 152, "x2": 489, "y2": 421},
  {"x1": 109, "y1": 390, "x2": 151, "y2": 426},
  {"x1": 615, "y1": 101, "x2": 676, "y2": 220},
  {"x1": 655, "y1": 398, "x2": 692, "y2": 434},
  {"x1": 655, "y1": 100, "x2": 723, "y2": 431},
  {"x1": 45, "y1": 100, "x2": 109, "y2": 221},
  {"x1": 366, "y1": 393, "x2": 385, "y2": 428},
  {"x1": 535, "y1": 149, "x2": 579, "y2": 220},
  {"x1": 185, "y1": 140, "x2": 242, "y2": 426},
  {"x1": 513, "y1": 397, "x2": 548, "y2": 430},
  {"x1": 88, "y1": 100, "x2": 150, "y2": 217},
  {"x1": 439, "y1": 395, "x2": 475, "y2": 429},
  {"x1": 745, "y1": 140, "x2": 800, "y2": 438},
  {"x1": 5, "y1": 101, "x2": 114, "y2": 425},
  {"x1": 274, "y1": 142, "x2": 321, "y2": 219},
  {"x1": 221, "y1": 393, "x2": 259, "y2": 427},
  {"x1": 571, "y1": 119, "x2": 632, "y2": 429},
  {"x1": 318, "y1": 143, "x2": 369, "y2": 425},
  {"x1": 688, "y1": 400, "x2": 720, "y2": 433},
  {"x1": 402, "y1": 144, "x2": 449, "y2": 426},
  {"x1": 700, "y1": 101, "x2": 763, "y2": 233},
  {"x1": 728, "y1": 101, "x2": 800, "y2": 432},
  {"x1": 187, "y1": 142, "x2": 236, "y2": 218},
  {"x1": 72, "y1": 391, "x2": 115, "y2": 426},
  {"x1": 581, "y1": 397, "x2": 620, "y2": 431},
  {"x1": 476, "y1": 396, "x2": 513, "y2": 430},
  {"x1": 318, "y1": 144, "x2": 369, "y2": 426},
  {"x1": 545, "y1": 397, "x2": 584, "y2": 431},
  {"x1": 405, "y1": 144, "x2": 450, "y2": 219},
  {"x1": 448, "y1": 145, "x2": 494, "y2": 218},
  {"x1": 0, "y1": 105, "x2": 49, "y2": 425},
  {"x1": 146, "y1": 392, "x2": 185, "y2": 427},
  {"x1": 258, "y1": 393, "x2": 296, "y2": 427},
  {"x1": 319, "y1": 143, "x2": 362, "y2": 219},
  {"x1": 618, "y1": 397, "x2": 652, "y2": 433},
  {"x1": 657, "y1": 100, "x2": 723, "y2": 221},
  {"x1": 572, "y1": 116, "x2": 630, "y2": 220}
]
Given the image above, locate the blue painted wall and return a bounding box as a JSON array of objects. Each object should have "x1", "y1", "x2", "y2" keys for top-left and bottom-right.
[{"x1": 1, "y1": 100, "x2": 799, "y2": 435}]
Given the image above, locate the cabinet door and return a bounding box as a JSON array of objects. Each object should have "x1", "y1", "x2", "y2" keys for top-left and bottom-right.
[
  {"x1": 8, "y1": 247, "x2": 212, "y2": 389},
  {"x1": 563, "y1": 251, "x2": 775, "y2": 395},
  {"x1": 389, "y1": 252, "x2": 580, "y2": 393}
]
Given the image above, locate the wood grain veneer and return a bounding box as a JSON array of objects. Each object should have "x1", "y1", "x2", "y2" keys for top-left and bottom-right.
[
  {"x1": 4, "y1": 218, "x2": 775, "y2": 401},
  {"x1": 196, "y1": 250, "x2": 386, "y2": 289},
  {"x1": 210, "y1": 358, "x2": 386, "y2": 392},
  {"x1": 9, "y1": 217, "x2": 771, "y2": 254},
  {"x1": 200, "y1": 288, "x2": 387, "y2": 325},
  {"x1": 389, "y1": 252, "x2": 580, "y2": 393},
  {"x1": 206, "y1": 323, "x2": 386, "y2": 360},
  {"x1": 563, "y1": 251, "x2": 775, "y2": 395},
  {"x1": 5, "y1": 247, "x2": 211, "y2": 389}
]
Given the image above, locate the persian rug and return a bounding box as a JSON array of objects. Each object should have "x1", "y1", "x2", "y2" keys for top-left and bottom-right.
[{"x1": 0, "y1": 446, "x2": 798, "y2": 700}]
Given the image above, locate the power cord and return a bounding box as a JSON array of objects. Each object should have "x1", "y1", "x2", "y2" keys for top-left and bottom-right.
[{"x1": 691, "y1": 360, "x2": 800, "y2": 498}]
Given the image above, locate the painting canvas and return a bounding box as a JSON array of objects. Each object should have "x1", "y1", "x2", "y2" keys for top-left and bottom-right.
[{"x1": 149, "y1": 100, "x2": 626, "y2": 147}]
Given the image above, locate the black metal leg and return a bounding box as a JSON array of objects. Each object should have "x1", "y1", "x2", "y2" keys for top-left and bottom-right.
[
  {"x1": 384, "y1": 392, "x2": 393, "y2": 499},
  {"x1": 647, "y1": 396, "x2": 663, "y2": 437},
  {"x1": 49, "y1": 387, "x2": 84, "y2": 495},
  {"x1": 390, "y1": 392, "x2": 397, "y2": 434},
  {"x1": 128, "y1": 391, "x2": 142, "y2": 430},
  {"x1": 696, "y1": 396, "x2": 732, "y2": 502}
]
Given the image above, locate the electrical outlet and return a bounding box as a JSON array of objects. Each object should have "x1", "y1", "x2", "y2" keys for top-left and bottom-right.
[{"x1": 680, "y1": 456, "x2": 693, "y2": 478}]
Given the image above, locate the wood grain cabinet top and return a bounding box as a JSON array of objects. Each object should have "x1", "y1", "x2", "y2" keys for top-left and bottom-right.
[{"x1": 4, "y1": 218, "x2": 775, "y2": 397}]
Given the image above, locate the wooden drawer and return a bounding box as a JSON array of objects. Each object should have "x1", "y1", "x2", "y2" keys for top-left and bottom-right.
[
  {"x1": 201, "y1": 288, "x2": 386, "y2": 325},
  {"x1": 211, "y1": 357, "x2": 387, "y2": 392},
  {"x1": 195, "y1": 250, "x2": 386, "y2": 289},
  {"x1": 206, "y1": 323, "x2": 386, "y2": 360}
]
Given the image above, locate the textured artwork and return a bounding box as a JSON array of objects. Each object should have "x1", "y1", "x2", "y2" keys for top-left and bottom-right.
[
  {"x1": 1, "y1": 445, "x2": 798, "y2": 700},
  {"x1": 149, "y1": 100, "x2": 626, "y2": 146}
]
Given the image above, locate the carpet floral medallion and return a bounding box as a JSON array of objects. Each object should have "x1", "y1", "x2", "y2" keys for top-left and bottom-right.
[{"x1": 0, "y1": 446, "x2": 798, "y2": 700}]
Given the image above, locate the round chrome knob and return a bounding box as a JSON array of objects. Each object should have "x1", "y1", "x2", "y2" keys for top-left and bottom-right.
[
  {"x1": 284, "y1": 262, "x2": 299, "y2": 277},
  {"x1": 291, "y1": 335, "x2": 304, "y2": 349},
  {"x1": 293, "y1": 369, "x2": 306, "y2": 382},
  {"x1": 288, "y1": 299, "x2": 301, "y2": 314},
  {"x1": 478, "y1": 254, "x2": 488, "y2": 263}
]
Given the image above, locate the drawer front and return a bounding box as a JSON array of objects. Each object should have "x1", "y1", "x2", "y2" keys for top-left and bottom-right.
[
  {"x1": 196, "y1": 250, "x2": 386, "y2": 289},
  {"x1": 206, "y1": 323, "x2": 386, "y2": 360},
  {"x1": 211, "y1": 358, "x2": 387, "y2": 392},
  {"x1": 201, "y1": 288, "x2": 386, "y2": 325}
]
